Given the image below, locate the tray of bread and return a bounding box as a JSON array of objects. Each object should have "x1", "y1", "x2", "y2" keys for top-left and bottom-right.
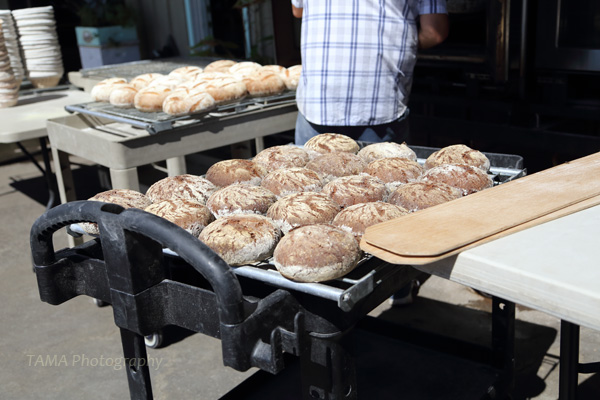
[
  {"x1": 68, "y1": 137, "x2": 524, "y2": 307},
  {"x1": 67, "y1": 59, "x2": 301, "y2": 134}
]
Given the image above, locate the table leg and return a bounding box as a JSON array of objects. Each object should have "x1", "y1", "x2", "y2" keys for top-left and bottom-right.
[
  {"x1": 559, "y1": 320, "x2": 580, "y2": 400},
  {"x1": 255, "y1": 137, "x2": 265, "y2": 153},
  {"x1": 166, "y1": 156, "x2": 186, "y2": 176},
  {"x1": 50, "y1": 146, "x2": 82, "y2": 247},
  {"x1": 110, "y1": 167, "x2": 140, "y2": 191}
]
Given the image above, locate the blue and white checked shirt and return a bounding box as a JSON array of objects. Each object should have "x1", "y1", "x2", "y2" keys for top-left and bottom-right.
[{"x1": 292, "y1": 0, "x2": 446, "y2": 126}]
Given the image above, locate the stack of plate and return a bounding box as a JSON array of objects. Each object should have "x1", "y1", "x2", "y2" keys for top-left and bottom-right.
[
  {"x1": 12, "y1": 6, "x2": 63, "y2": 88},
  {"x1": 0, "y1": 25, "x2": 19, "y2": 108},
  {"x1": 0, "y1": 11, "x2": 25, "y2": 85}
]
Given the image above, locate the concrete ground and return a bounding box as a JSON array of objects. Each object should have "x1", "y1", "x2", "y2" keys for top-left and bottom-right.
[{"x1": 1, "y1": 145, "x2": 599, "y2": 400}]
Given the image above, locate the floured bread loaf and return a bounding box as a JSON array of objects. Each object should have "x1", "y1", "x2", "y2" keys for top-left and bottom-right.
[
  {"x1": 229, "y1": 61, "x2": 262, "y2": 79},
  {"x1": 145, "y1": 174, "x2": 218, "y2": 204},
  {"x1": 206, "y1": 184, "x2": 277, "y2": 218},
  {"x1": 148, "y1": 75, "x2": 185, "y2": 89},
  {"x1": 91, "y1": 77, "x2": 128, "y2": 102},
  {"x1": 134, "y1": 85, "x2": 172, "y2": 112},
  {"x1": 261, "y1": 167, "x2": 323, "y2": 198},
  {"x1": 144, "y1": 198, "x2": 214, "y2": 237},
  {"x1": 243, "y1": 69, "x2": 286, "y2": 97},
  {"x1": 205, "y1": 159, "x2": 265, "y2": 187},
  {"x1": 203, "y1": 59, "x2": 237, "y2": 73},
  {"x1": 358, "y1": 142, "x2": 417, "y2": 164},
  {"x1": 129, "y1": 73, "x2": 164, "y2": 90},
  {"x1": 266, "y1": 191, "x2": 340, "y2": 234},
  {"x1": 387, "y1": 181, "x2": 463, "y2": 212},
  {"x1": 108, "y1": 84, "x2": 138, "y2": 108},
  {"x1": 253, "y1": 145, "x2": 309, "y2": 173},
  {"x1": 168, "y1": 66, "x2": 203, "y2": 81},
  {"x1": 364, "y1": 157, "x2": 424, "y2": 190},
  {"x1": 424, "y1": 144, "x2": 490, "y2": 171},
  {"x1": 305, "y1": 152, "x2": 367, "y2": 182},
  {"x1": 322, "y1": 175, "x2": 388, "y2": 208},
  {"x1": 190, "y1": 75, "x2": 247, "y2": 104},
  {"x1": 81, "y1": 189, "x2": 152, "y2": 235},
  {"x1": 304, "y1": 133, "x2": 359, "y2": 158},
  {"x1": 162, "y1": 87, "x2": 216, "y2": 116},
  {"x1": 280, "y1": 65, "x2": 301, "y2": 90},
  {"x1": 332, "y1": 202, "x2": 408, "y2": 239},
  {"x1": 421, "y1": 163, "x2": 493, "y2": 195},
  {"x1": 199, "y1": 214, "x2": 281, "y2": 266},
  {"x1": 273, "y1": 224, "x2": 361, "y2": 283},
  {"x1": 261, "y1": 65, "x2": 286, "y2": 74}
]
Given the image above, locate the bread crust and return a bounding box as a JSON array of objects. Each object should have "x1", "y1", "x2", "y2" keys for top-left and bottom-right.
[
  {"x1": 304, "y1": 133, "x2": 359, "y2": 157},
  {"x1": 91, "y1": 77, "x2": 128, "y2": 102},
  {"x1": 280, "y1": 65, "x2": 301, "y2": 90},
  {"x1": 203, "y1": 60, "x2": 237, "y2": 73},
  {"x1": 273, "y1": 224, "x2": 361, "y2": 283},
  {"x1": 243, "y1": 69, "x2": 286, "y2": 97},
  {"x1": 162, "y1": 87, "x2": 216, "y2": 116},
  {"x1": 332, "y1": 202, "x2": 408, "y2": 238},
  {"x1": 134, "y1": 84, "x2": 172, "y2": 112},
  {"x1": 364, "y1": 157, "x2": 424, "y2": 189},
  {"x1": 80, "y1": 189, "x2": 152, "y2": 235},
  {"x1": 129, "y1": 73, "x2": 163, "y2": 90},
  {"x1": 387, "y1": 181, "x2": 463, "y2": 212},
  {"x1": 253, "y1": 145, "x2": 310, "y2": 173},
  {"x1": 206, "y1": 184, "x2": 277, "y2": 218},
  {"x1": 261, "y1": 167, "x2": 323, "y2": 198},
  {"x1": 358, "y1": 142, "x2": 417, "y2": 164},
  {"x1": 205, "y1": 159, "x2": 265, "y2": 187},
  {"x1": 145, "y1": 174, "x2": 218, "y2": 204},
  {"x1": 144, "y1": 199, "x2": 214, "y2": 237},
  {"x1": 424, "y1": 144, "x2": 491, "y2": 171},
  {"x1": 421, "y1": 163, "x2": 493, "y2": 195},
  {"x1": 108, "y1": 84, "x2": 138, "y2": 108},
  {"x1": 266, "y1": 191, "x2": 340, "y2": 234},
  {"x1": 322, "y1": 175, "x2": 388, "y2": 208},
  {"x1": 305, "y1": 152, "x2": 367, "y2": 182}
]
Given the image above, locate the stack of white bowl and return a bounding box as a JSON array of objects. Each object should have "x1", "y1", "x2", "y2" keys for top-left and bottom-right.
[
  {"x1": 0, "y1": 23, "x2": 19, "y2": 108},
  {"x1": 12, "y1": 6, "x2": 64, "y2": 88},
  {"x1": 0, "y1": 11, "x2": 25, "y2": 85}
]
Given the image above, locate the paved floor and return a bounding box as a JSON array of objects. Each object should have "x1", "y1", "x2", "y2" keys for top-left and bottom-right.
[{"x1": 1, "y1": 148, "x2": 599, "y2": 399}]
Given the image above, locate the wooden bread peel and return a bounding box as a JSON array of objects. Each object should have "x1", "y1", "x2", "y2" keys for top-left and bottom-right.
[{"x1": 361, "y1": 152, "x2": 600, "y2": 264}]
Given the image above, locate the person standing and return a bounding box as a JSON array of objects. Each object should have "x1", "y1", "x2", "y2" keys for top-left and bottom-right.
[{"x1": 291, "y1": 0, "x2": 449, "y2": 145}]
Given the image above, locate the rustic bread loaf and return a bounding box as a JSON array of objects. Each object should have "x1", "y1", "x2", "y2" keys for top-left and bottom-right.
[
  {"x1": 203, "y1": 59, "x2": 237, "y2": 73},
  {"x1": 108, "y1": 84, "x2": 138, "y2": 108},
  {"x1": 145, "y1": 174, "x2": 218, "y2": 204},
  {"x1": 199, "y1": 214, "x2": 281, "y2": 266},
  {"x1": 190, "y1": 75, "x2": 247, "y2": 104},
  {"x1": 229, "y1": 61, "x2": 262, "y2": 80},
  {"x1": 273, "y1": 224, "x2": 361, "y2": 283},
  {"x1": 206, "y1": 184, "x2": 277, "y2": 218},
  {"x1": 261, "y1": 167, "x2": 323, "y2": 198},
  {"x1": 387, "y1": 181, "x2": 463, "y2": 212},
  {"x1": 205, "y1": 159, "x2": 265, "y2": 187},
  {"x1": 243, "y1": 69, "x2": 286, "y2": 97},
  {"x1": 305, "y1": 152, "x2": 367, "y2": 182},
  {"x1": 421, "y1": 163, "x2": 493, "y2": 195},
  {"x1": 129, "y1": 73, "x2": 164, "y2": 90},
  {"x1": 332, "y1": 202, "x2": 408, "y2": 239},
  {"x1": 357, "y1": 142, "x2": 417, "y2": 164},
  {"x1": 304, "y1": 133, "x2": 359, "y2": 158},
  {"x1": 168, "y1": 66, "x2": 203, "y2": 81},
  {"x1": 424, "y1": 144, "x2": 490, "y2": 171},
  {"x1": 133, "y1": 85, "x2": 172, "y2": 112},
  {"x1": 280, "y1": 64, "x2": 301, "y2": 90},
  {"x1": 144, "y1": 198, "x2": 214, "y2": 237},
  {"x1": 364, "y1": 157, "x2": 424, "y2": 190},
  {"x1": 80, "y1": 189, "x2": 152, "y2": 235},
  {"x1": 91, "y1": 77, "x2": 128, "y2": 102},
  {"x1": 266, "y1": 191, "x2": 340, "y2": 234},
  {"x1": 253, "y1": 145, "x2": 310, "y2": 173},
  {"x1": 162, "y1": 87, "x2": 216, "y2": 116},
  {"x1": 322, "y1": 175, "x2": 388, "y2": 208}
]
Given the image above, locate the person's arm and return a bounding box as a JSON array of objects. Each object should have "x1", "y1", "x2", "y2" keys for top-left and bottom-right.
[
  {"x1": 292, "y1": 5, "x2": 303, "y2": 18},
  {"x1": 418, "y1": 13, "x2": 449, "y2": 49}
]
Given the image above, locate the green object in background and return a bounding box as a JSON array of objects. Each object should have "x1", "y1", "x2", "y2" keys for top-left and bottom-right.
[{"x1": 75, "y1": 26, "x2": 138, "y2": 47}]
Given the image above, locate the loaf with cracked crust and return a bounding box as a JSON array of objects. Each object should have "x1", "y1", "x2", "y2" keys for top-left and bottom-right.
[
  {"x1": 145, "y1": 174, "x2": 217, "y2": 205},
  {"x1": 322, "y1": 175, "x2": 388, "y2": 208},
  {"x1": 421, "y1": 163, "x2": 493, "y2": 195},
  {"x1": 261, "y1": 167, "x2": 323, "y2": 198},
  {"x1": 424, "y1": 144, "x2": 490, "y2": 171},
  {"x1": 144, "y1": 198, "x2": 214, "y2": 237},
  {"x1": 304, "y1": 133, "x2": 359, "y2": 158},
  {"x1": 357, "y1": 142, "x2": 417, "y2": 164},
  {"x1": 205, "y1": 159, "x2": 266, "y2": 187},
  {"x1": 266, "y1": 191, "x2": 340, "y2": 234},
  {"x1": 332, "y1": 202, "x2": 408, "y2": 239},
  {"x1": 253, "y1": 145, "x2": 310, "y2": 173},
  {"x1": 305, "y1": 152, "x2": 367, "y2": 182},
  {"x1": 387, "y1": 181, "x2": 463, "y2": 212},
  {"x1": 80, "y1": 189, "x2": 152, "y2": 235},
  {"x1": 206, "y1": 184, "x2": 277, "y2": 218}
]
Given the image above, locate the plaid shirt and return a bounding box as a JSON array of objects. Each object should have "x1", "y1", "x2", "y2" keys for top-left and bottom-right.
[{"x1": 292, "y1": 0, "x2": 446, "y2": 126}]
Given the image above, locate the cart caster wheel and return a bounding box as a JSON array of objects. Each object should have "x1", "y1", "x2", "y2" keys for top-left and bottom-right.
[
  {"x1": 145, "y1": 332, "x2": 164, "y2": 349},
  {"x1": 92, "y1": 298, "x2": 108, "y2": 307}
]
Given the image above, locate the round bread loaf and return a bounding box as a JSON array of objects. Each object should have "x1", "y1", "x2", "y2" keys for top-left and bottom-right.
[
  {"x1": 243, "y1": 69, "x2": 286, "y2": 97},
  {"x1": 145, "y1": 174, "x2": 218, "y2": 204},
  {"x1": 305, "y1": 152, "x2": 367, "y2": 182},
  {"x1": 273, "y1": 224, "x2": 361, "y2": 283},
  {"x1": 205, "y1": 159, "x2": 265, "y2": 187},
  {"x1": 108, "y1": 84, "x2": 138, "y2": 108},
  {"x1": 144, "y1": 199, "x2": 214, "y2": 237},
  {"x1": 266, "y1": 191, "x2": 340, "y2": 234},
  {"x1": 168, "y1": 66, "x2": 203, "y2": 81},
  {"x1": 206, "y1": 184, "x2": 277, "y2": 218},
  {"x1": 162, "y1": 87, "x2": 216, "y2": 116},
  {"x1": 357, "y1": 142, "x2": 417, "y2": 164},
  {"x1": 304, "y1": 133, "x2": 359, "y2": 158},
  {"x1": 80, "y1": 189, "x2": 152, "y2": 235},
  {"x1": 190, "y1": 75, "x2": 247, "y2": 104},
  {"x1": 229, "y1": 61, "x2": 262, "y2": 79},
  {"x1": 199, "y1": 214, "x2": 281, "y2": 266},
  {"x1": 91, "y1": 77, "x2": 128, "y2": 102},
  {"x1": 332, "y1": 202, "x2": 408, "y2": 239},
  {"x1": 134, "y1": 85, "x2": 172, "y2": 112},
  {"x1": 148, "y1": 75, "x2": 185, "y2": 89},
  {"x1": 253, "y1": 145, "x2": 309, "y2": 173},
  {"x1": 421, "y1": 163, "x2": 493, "y2": 195},
  {"x1": 280, "y1": 65, "x2": 301, "y2": 90},
  {"x1": 364, "y1": 157, "x2": 424, "y2": 190},
  {"x1": 203, "y1": 59, "x2": 237, "y2": 73},
  {"x1": 129, "y1": 73, "x2": 164, "y2": 90},
  {"x1": 424, "y1": 144, "x2": 490, "y2": 171},
  {"x1": 261, "y1": 167, "x2": 323, "y2": 198},
  {"x1": 322, "y1": 175, "x2": 388, "y2": 208},
  {"x1": 387, "y1": 181, "x2": 463, "y2": 212}
]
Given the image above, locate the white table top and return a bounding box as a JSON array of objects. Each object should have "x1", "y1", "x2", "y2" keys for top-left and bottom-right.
[
  {"x1": 417, "y1": 205, "x2": 600, "y2": 331},
  {"x1": 0, "y1": 89, "x2": 92, "y2": 143}
]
